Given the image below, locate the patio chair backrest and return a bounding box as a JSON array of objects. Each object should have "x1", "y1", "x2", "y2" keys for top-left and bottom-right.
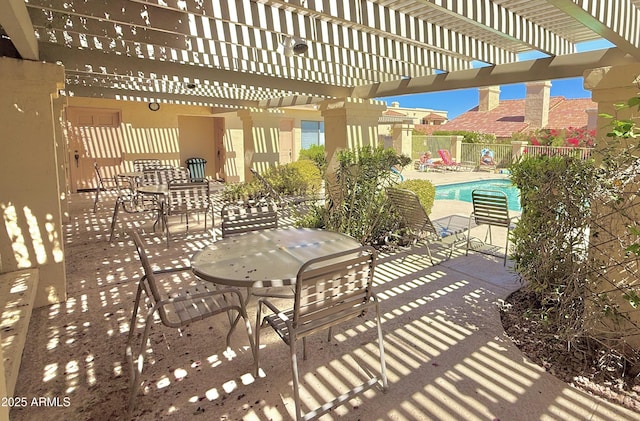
[
  {"x1": 293, "y1": 246, "x2": 377, "y2": 333},
  {"x1": 139, "y1": 168, "x2": 158, "y2": 186},
  {"x1": 157, "y1": 167, "x2": 189, "y2": 185},
  {"x1": 386, "y1": 187, "x2": 438, "y2": 240},
  {"x1": 471, "y1": 189, "x2": 511, "y2": 227},
  {"x1": 133, "y1": 159, "x2": 161, "y2": 172},
  {"x1": 221, "y1": 200, "x2": 278, "y2": 237}
]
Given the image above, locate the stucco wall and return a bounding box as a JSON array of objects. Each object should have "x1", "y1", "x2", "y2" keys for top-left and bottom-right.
[
  {"x1": 0, "y1": 57, "x2": 66, "y2": 307},
  {"x1": 65, "y1": 97, "x2": 224, "y2": 189}
]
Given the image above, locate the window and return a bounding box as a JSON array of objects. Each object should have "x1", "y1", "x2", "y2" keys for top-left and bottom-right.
[{"x1": 301, "y1": 120, "x2": 324, "y2": 149}]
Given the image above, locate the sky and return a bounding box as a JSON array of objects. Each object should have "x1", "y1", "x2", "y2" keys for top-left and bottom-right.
[{"x1": 377, "y1": 39, "x2": 615, "y2": 119}]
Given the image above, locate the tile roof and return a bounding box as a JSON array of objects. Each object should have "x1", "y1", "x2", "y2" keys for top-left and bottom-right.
[
  {"x1": 416, "y1": 96, "x2": 596, "y2": 138},
  {"x1": 384, "y1": 109, "x2": 407, "y2": 116}
]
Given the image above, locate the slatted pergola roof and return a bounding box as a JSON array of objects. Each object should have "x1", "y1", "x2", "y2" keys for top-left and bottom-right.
[{"x1": 1, "y1": 0, "x2": 640, "y2": 110}]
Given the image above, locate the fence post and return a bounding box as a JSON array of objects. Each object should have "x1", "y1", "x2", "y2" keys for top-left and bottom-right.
[
  {"x1": 511, "y1": 140, "x2": 528, "y2": 162},
  {"x1": 450, "y1": 136, "x2": 463, "y2": 161}
]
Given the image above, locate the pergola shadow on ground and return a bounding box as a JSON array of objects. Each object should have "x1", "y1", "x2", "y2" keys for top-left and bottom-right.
[{"x1": 10, "y1": 191, "x2": 640, "y2": 421}]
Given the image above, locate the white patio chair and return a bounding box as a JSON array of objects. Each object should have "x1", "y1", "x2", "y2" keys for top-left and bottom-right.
[
  {"x1": 93, "y1": 162, "x2": 119, "y2": 212},
  {"x1": 386, "y1": 187, "x2": 472, "y2": 265},
  {"x1": 220, "y1": 199, "x2": 278, "y2": 239},
  {"x1": 162, "y1": 180, "x2": 212, "y2": 244},
  {"x1": 125, "y1": 231, "x2": 254, "y2": 413},
  {"x1": 466, "y1": 189, "x2": 518, "y2": 265},
  {"x1": 254, "y1": 246, "x2": 388, "y2": 421}
]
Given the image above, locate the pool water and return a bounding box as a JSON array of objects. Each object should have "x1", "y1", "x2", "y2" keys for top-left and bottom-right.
[{"x1": 435, "y1": 179, "x2": 521, "y2": 211}]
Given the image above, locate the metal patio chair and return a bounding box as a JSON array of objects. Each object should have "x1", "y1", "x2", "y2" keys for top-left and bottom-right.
[
  {"x1": 219, "y1": 199, "x2": 285, "y2": 297},
  {"x1": 220, "y1": 199, "x2": 278, "y2": 239},
  {"x1": 108, "y1": 175, "x2": 157, "y2": 242},
  {"x1": 162, "y1": 180, "x2": 212, "y2": 244},
  {"x1": 93, "y1": 162, "x2": 119, "y2": 212},
  {"x1": 386, "y1": 187, "x2": 472, "y2": 265},
  {"x1": 466, "y1": 189, "x2": 518, "y2": 265},
  {"x1": 254, "y1": 246, "x2": 388, "y2": 421},
  {"x1": 125, "y1": 231, "x2": 254, "y2": 413}
]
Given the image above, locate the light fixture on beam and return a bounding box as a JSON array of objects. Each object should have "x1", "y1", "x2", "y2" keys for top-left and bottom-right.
[{"x1": 277, "y1": 36, "x2": 308, "y2": 57}]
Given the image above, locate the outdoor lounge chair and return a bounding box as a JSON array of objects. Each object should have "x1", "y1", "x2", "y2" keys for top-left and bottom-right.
[
  {"x1": 254, "y1": 246, "x2": 388, "y2": 421},
  {"x1": 386, "y1": 187, "x2": 472, "y2": 265},
  {"x1": 466, "y1": 189, "x2": 518, "y2": 265},
  {"x1": 437, "y1": 149, "x2": 462, "y2": 171},
  {"x1": 478, "y1": 148, "x2": 497, "y2": 172},
  {"x1": 125, "y1": 230, "x2": 254, "y2": 413}
]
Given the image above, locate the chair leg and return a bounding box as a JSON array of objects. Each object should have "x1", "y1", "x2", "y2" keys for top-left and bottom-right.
[
  {"x1": 288, "y1": 339, "x2": 303, "y2": 421},
  {"x1": 254, "y1": 301, "x2": 264, "y2": 377},
  {"x1": 465, "y1": 218, "x2": 473, "y2": 256},
  {"x1": 109, "y1": 200, "x2": 122, "y2": 242},
  {"x1": 424, "y1": 243, "x2": 435, "y2": 266},
  {"x1": 374, "y1": 302, "x2": 389, "y2": 391},
  {"x1": 93, "y1": 185, "x2": 101, "y2": 213},
  {"x1": 126, "y1": 282, "x2": 152, "y2": 414}
]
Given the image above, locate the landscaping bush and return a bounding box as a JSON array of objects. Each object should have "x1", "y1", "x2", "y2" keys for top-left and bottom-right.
[
  {"x1": 263, "y1": 160, "x2": 321, "y2": 196},
  {"x1": 297, "y1": 146, "x2": 411, "y2": 244},
  {"x1": 395, "y1": 179, "x2": 436, "y2": 215},
  {"x1": 510, "y1": 155, "x2": 595, "y2": 295},
  {"x1": 222, "y1": 160, "x2": 321, "y2": 202},
  {"x1": 298, "y1": 144, "x2": 327, "y2": 174}
]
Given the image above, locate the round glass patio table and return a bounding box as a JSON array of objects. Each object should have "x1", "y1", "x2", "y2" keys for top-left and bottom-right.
[{"x1": 190, "y1": 228, "x2": 361, "y2": 289}]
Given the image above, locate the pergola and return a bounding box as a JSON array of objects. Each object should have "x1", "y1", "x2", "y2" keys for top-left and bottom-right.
[
  {"x1": 2, "y1": 3, "x2": 640, "y2": 417},
  {"x1": 2, "y1": 0, "x2": 640, "y2": 108}
]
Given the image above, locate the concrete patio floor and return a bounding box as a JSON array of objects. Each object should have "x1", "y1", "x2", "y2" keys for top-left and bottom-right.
[{"x1": 10, "y1": 170, "x2": 640, "y2": 421}]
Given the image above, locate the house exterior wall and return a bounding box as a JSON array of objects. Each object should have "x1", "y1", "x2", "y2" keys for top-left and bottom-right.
[{"x1": 65, "y1": 97, "x2": 220, "y2": 189}]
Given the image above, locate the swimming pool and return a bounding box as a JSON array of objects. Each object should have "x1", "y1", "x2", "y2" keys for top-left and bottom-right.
[{"x1": 435, "y1": 179, "x2": 521, "y2": 211}]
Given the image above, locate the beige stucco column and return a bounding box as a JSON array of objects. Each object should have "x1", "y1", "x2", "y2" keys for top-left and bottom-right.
[
  {"x1": 237, "y1": 108, "x2": 284, "y2": 180},
  {"x1": 54, "y1": 96, "x2": 69, "y2": 223},
  {"x1": 449, "y1": 136, "x2": 463, "y2": 162},
  {"x1": 0, "y1": 57, "x2": 67, "y2": 307},
  {"x1": 583, "y1": 63, "x2": 640, "y2": 349},
  {"x1": 319, "y1": 98, "x2": 387, "y2": 167},
  {"x1": 390, "y1": 121, "x2": 414, "y2": 159}
]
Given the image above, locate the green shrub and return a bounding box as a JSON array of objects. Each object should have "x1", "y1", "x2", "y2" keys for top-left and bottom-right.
[
  {"x1": 222, "y1": 160, "x2": 321, "y2": 202},
  {"x1": 284, "y1": 160, "x2": 322, "y2": 194},
  {"x1": 298, "y1": 144, "x2": 327, "y2": 174},
  {"x1": 395, "y1": 179, "x2": 436, "y2": 215},
  {"x1": 222, "y1": 179, "x2": 262, "y2": 202},
  {"x1": 510, "y1": 154, "x2": 595, "y2": 290},
  {"x1": 298, "y1": 146, "x2": 410, "y2": 244}
]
